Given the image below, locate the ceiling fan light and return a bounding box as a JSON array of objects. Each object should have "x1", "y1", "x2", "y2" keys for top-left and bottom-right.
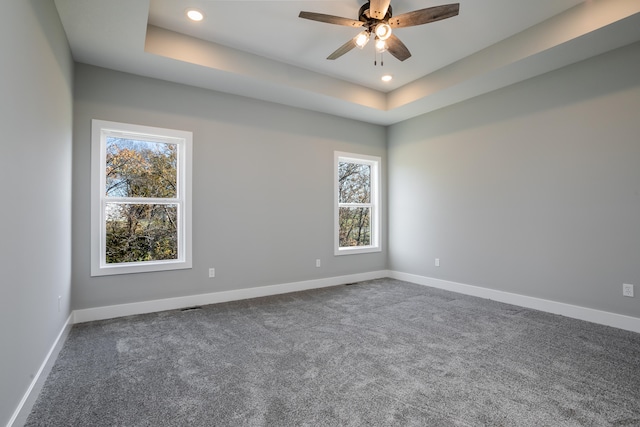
[
  {"x1": 353, "y1": 31, "x2": 370, "y2": 49},
  {"x1": 375, "y1": 38, "x2": 387, "y2": 53},
  {"x1": 374, "y1": 23, "x2": 392, "y2": 41}
]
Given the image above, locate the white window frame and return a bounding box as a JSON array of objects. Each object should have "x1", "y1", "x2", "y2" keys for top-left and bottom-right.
[
  {"x1": 334, "y1": 151, "x2": 381, "y2": 256},
  {"x1": 91, "y1": 119, "x2": 192, "y2": 276}
]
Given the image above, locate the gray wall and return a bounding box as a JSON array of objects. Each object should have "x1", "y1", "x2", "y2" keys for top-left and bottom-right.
[
  {"x1": 388, "y1": 42, "x2": 640, "y2": 318},
  {"x1": 0, "y1": 1, "x2": 73, "y2": 425},
  {"x1": 4, "y1": 6, "x2": 638, "y2": 421},
  {"x1": 72, "y1": 64, "x2": 387, "y2": 310}
]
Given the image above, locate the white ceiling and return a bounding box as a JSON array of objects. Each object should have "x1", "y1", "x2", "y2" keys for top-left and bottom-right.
[{"x1": 54, "y1": 0, "x2": 640, "y2": 125}]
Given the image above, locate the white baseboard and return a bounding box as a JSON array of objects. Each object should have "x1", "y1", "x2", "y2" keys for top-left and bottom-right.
[
  {"x1": 389, "y1": 271, "x2": 640, "y2": 334},
  {"x1": 73, "y1": 270, "x2": 390, "y2": 324},
  {"x1": 8, "y1": 271, "x2": 638, "y2": 426},
  {"x1": 8, "y1": 313, "x2": 74, "y2": 427},
  {"x1": 74, "y1": 270, "x2": 640, "y2": 332},
  {"x1": 9, "y1": 272, "x2": 388, "y2": 426}
]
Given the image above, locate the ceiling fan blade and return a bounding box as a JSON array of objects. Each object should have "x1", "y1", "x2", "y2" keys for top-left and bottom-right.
[
  {"x1": 385, "y1": 34, "x2": 411, "y2": 61},
  {"x1": 327, "y1": 39, "x2": 357, "y2": 60},
  {"x1": 369, "y1": 0, "x2": 391, "y2": 20},
  {"x1": 389, "y1": 3, "x2": 460, "y2": 28},
  {"x1": 299, "y1": 11, "x2": 364, "y2": 28}
]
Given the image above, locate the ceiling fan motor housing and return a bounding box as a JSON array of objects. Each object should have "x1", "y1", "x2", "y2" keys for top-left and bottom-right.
[{"x1": 359, "y1": 2, "x2": 392, "y2": 26}]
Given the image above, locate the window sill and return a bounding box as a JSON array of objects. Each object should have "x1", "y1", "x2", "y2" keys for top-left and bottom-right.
[
  {"x1": 335, "y1": 246, "x2": 381, "y2": 256},
  {"x1": 91, "y1": 259, "x2": 192, "y2": 277}
]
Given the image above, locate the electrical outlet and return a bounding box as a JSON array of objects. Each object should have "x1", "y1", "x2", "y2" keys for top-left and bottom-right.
[
  {"x1": 623, "y1": 284, "x2": 634, "y2": 298},
  {"x1": 209, "y1": 268, "x2": 215, "y2": 278},
  {"x1": 316, "y1": 259, "x2": 321, "y2": 268},
  {"x1": 435, "y1": 258, "x2": 440, "y2": 267}
]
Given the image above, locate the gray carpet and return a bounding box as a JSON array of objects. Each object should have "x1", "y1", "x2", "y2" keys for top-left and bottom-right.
[{"x1": 26, "y1": 279, "x2": 640, "y2": 426}]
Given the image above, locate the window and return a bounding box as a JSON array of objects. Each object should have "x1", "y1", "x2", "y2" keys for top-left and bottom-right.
[
  {"x1": 91, "y1": 120, "x2": 192, "y2": 276},
  {"x1": 335, "y1": 151, "x2": 381, "y2": 255}
]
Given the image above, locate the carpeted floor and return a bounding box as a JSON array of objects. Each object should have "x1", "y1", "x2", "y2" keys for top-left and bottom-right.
[{"x1": 26, "y1": 279, "x2": 640, "y2": 426}]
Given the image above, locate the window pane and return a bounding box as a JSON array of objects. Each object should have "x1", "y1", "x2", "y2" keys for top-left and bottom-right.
[
  {"x1": 106, "y1": 137, "x2": 177, "y2": 198},
  {"x1": 105, "y1": 203, "x2": 178, "y2": 264},
  {"x1": 338, "y1": 162, "x2": 371, "y2": 204},
  {"x1": 339, "y1": 207, "x2": 371, "y2": 247}
]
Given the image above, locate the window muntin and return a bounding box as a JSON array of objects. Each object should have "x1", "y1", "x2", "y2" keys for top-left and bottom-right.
[
  {"x1": 335, "y1": 152, "x2": 381, "y2": 255},
  {"x1": 91, "y1": 120, "x2": 192, "y2": 276}
]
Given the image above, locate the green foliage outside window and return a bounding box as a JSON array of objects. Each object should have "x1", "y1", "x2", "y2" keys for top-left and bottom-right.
[
  {"x1": 105, "y1": 138, "x2": 178, "y2": 264},
  {"x1": 338, "y1": 162, "x2": 372, "y2": 247}
]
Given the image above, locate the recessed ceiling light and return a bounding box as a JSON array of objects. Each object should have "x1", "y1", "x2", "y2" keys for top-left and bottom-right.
[
  {"x1": 186, "y1": 9, "x2": 204, "y2": 22},
  {"x1": 381, "y1": 74, "x2": 393, "y2": 82}
]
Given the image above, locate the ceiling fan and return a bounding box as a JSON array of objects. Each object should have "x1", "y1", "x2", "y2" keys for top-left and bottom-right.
[{"x1": 299, "y1": 0, "x2": 460, "y2": 62}]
